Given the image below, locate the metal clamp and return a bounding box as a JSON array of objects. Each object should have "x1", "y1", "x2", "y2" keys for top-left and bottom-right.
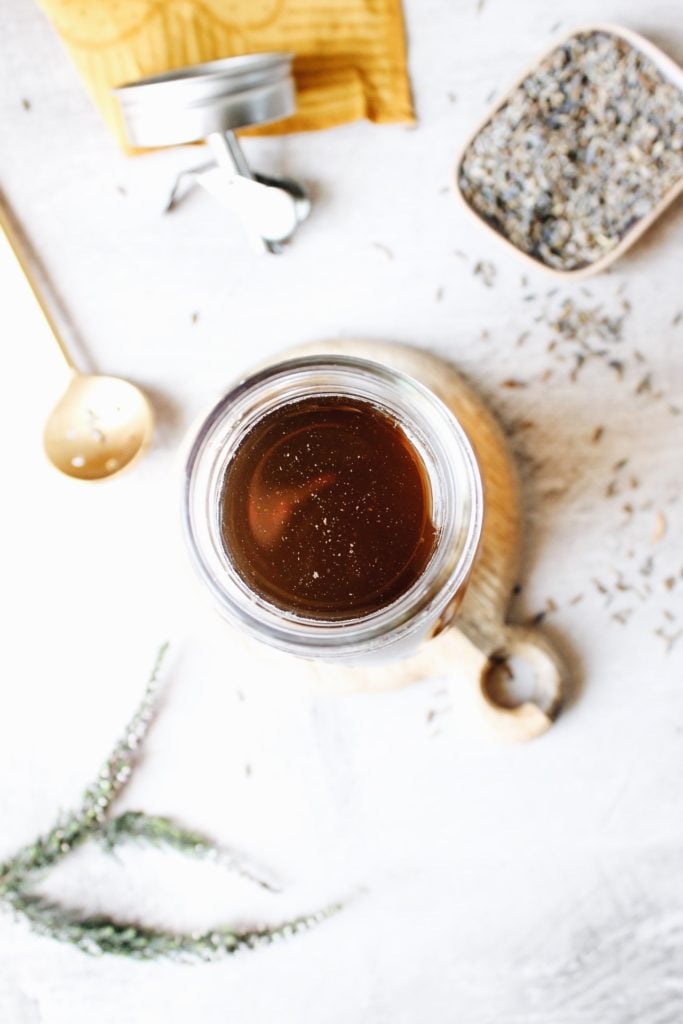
[{"x1": 115, "y1": 53, "x2": 310, "y2": 254}]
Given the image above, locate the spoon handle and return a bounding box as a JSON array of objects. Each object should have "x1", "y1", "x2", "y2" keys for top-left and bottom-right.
[{"x1": 0, "y1": 190, "x2": 75, "y2": 371}]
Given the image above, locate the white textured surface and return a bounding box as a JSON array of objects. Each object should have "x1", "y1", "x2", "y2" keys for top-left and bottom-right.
[{"x1": 1, "y1": 1, "x2": 683, "y2": 1021}]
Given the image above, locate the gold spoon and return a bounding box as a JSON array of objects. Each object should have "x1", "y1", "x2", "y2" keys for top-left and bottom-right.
[{"x1": 0, "y1": 194, "x2": 153, "y2": 481}]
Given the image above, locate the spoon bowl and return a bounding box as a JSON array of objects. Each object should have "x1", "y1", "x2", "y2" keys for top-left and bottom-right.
[
  {"x1": 1, "y1": 191, "x2": 154, "y2": 482},
  {"x1": 44, "y1": 373, "x2": 153, "y2": 481}
]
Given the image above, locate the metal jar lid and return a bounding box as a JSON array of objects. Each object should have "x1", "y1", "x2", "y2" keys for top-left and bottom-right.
[{"x1": 115, "y1": 52, "x2": 295, "y2": 148}]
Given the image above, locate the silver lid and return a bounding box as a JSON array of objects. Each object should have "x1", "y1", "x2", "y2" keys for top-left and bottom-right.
[{"x1": 115, "y1": 52, "x2": 295, "y2": 148}]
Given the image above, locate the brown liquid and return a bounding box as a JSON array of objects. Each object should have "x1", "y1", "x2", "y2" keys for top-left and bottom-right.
[{"x1": 220, "y1": 396, "x2": 437, "y2": 620}]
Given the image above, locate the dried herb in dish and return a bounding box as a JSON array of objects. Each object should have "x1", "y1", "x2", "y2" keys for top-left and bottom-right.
[{"x1": 458, "y1": 31, "x2": 683, "y2": 271}]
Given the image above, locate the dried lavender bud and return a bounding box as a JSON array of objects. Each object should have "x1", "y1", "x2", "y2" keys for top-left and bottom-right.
[{"x1": 459, "y1": 31, "x2": 683, "y2": 271}]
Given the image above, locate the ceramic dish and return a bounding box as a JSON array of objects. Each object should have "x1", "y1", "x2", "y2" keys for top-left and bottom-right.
[{"x1": 454, "y1": 24, "x2": 683, "y2": 279}]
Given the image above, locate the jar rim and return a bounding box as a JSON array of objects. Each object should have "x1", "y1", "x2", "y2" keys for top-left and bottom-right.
[{"x1": 182, "y1": 355, "x2": 484, "y2": 658}]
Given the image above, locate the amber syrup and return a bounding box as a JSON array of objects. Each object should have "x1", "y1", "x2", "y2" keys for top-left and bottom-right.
[{"x1": 220, "y1": 395, "x2": 437, "y2": 620}]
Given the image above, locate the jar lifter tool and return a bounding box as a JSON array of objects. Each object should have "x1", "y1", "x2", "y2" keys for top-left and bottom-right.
[{"x1": 115, "y1": 53, "x2": 310, "y2": 254}]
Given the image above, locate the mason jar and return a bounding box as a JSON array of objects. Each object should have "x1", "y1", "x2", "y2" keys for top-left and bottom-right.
[{"x1": 182, "y1": 355, "x2": 483, "y2": 664}]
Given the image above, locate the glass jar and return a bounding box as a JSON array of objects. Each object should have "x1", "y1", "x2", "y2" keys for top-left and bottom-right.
[{"x1": 182, "y1": 355, "x2": 483, "y2": 664}]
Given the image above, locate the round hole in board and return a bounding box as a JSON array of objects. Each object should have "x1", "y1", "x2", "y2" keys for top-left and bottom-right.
[{"x1": 482, "y1": 652, "x2": 549, "y2": 712}]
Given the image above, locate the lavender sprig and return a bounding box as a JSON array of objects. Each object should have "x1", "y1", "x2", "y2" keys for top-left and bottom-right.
[{"x1": 0, "y1": 645, "x2": 339, "y2": 961}]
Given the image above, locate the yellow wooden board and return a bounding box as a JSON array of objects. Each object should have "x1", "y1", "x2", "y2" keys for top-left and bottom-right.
[{"x1": 37, "y1": 0, "x2": 414, "y2": 149}]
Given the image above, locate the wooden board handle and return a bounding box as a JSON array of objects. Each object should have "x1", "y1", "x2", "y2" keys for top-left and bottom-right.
[{"x1": 435, "y1": 624, "x2": 565, "y2": 743}]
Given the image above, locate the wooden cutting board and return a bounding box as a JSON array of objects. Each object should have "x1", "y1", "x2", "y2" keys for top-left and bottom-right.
[{"x1": 256, "y1": 339, "x2": 567, "y2": 742}]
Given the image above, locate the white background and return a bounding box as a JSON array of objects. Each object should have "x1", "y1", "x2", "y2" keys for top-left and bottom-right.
[{"x1": 1, "y1": 1, "x2": 683, "y2": 1021}]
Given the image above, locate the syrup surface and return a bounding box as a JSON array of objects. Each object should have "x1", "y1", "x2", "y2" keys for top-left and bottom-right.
[{"x1": 220, "y1": 396, "x2": 437, "y2": 619}]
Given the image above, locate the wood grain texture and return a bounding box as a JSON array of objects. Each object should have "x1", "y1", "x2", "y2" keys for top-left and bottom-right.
[
  {"x1": 270, "y1": 339, "x2": 565, "y2": 740},
  {"x1": 35, "y1": 0, "x2": 414, "y2": 147}
]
